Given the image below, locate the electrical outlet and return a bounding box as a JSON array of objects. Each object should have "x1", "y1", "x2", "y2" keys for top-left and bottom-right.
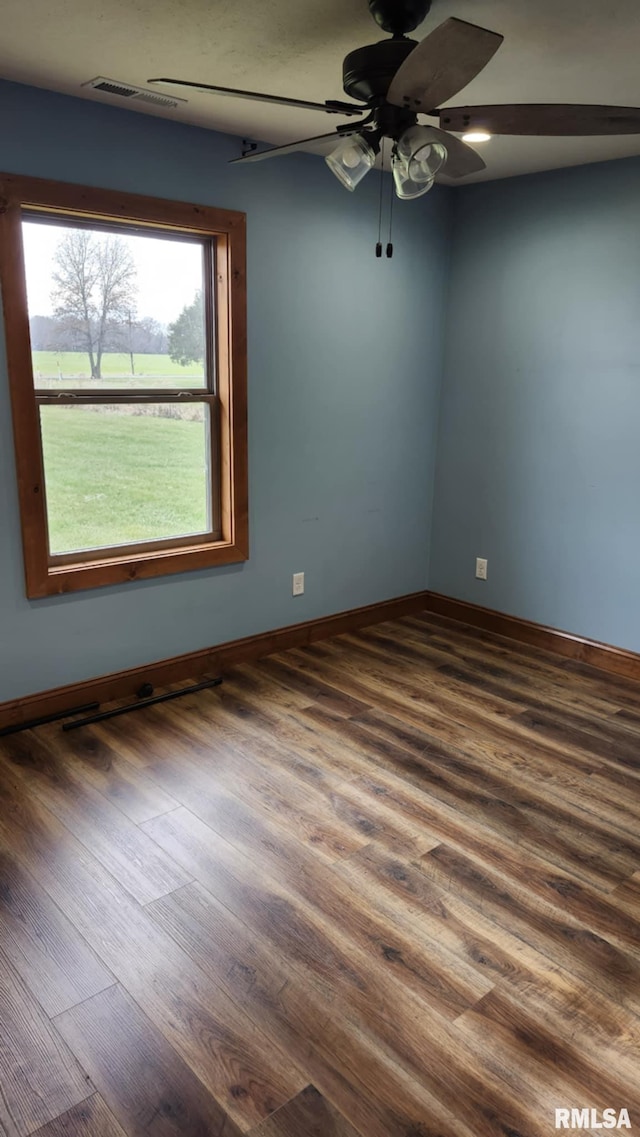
[
  {"x1": 292, "y1": 572, "x2": 305, "y2": 596},
  {"x1": 475, "y1": 557, "x2": 488, "y2": 581}
]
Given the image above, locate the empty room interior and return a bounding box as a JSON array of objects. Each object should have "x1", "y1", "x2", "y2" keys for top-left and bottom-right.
[{"x1": 1, "y1": 0, "x2": 640, "y2": 1134}]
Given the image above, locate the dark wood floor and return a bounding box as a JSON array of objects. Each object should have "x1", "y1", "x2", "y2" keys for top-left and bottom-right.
[{"x1": 1, "y1": 611, "x2": 639, "y2": 1136}]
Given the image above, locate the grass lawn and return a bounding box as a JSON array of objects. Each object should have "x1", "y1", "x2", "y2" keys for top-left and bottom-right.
[
  {"x1": 40, "y1": 407, "x2": 210, "y2": 554},
  {"x1": 32, "y1": 350, "x2": 204, "y2": 389}
]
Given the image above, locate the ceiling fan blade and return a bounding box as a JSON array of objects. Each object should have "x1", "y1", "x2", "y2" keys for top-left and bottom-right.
[
  {"x1": 425, "y1": 126, "x2": 486, "y2": 178},
  {"x1": 229, "y1": 130, "x2": 362, "y2": 164},
  {"x1": 148, "y1": 78, "x2": 364, "y2": 116},
  {"x1": 438, "y1": 104, "x2": 640, "y2": 135},
  {"x1": 386, "y1": 18, "x2": 503, "y2": 113}
]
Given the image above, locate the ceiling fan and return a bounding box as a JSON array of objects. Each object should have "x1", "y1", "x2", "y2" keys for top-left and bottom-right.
[{"x1": 149, "y1": 0, "x2": 640, "y2": 200}]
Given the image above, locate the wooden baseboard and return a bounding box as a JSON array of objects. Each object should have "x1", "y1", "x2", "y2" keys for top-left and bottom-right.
[
  {"x1": 0, "y1": 590, "x2": 430, "y2": 731},
  {"x1": 423, "y1": 591, "x2": 640, "y2": 683}
]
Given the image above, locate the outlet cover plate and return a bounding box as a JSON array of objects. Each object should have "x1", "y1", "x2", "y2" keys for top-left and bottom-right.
[{"x1": 292, "y1": 572, "x2": 305, "y2": 596}]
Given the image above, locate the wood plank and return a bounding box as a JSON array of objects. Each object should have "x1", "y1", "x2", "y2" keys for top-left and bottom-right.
[
  {"x1": 332, "y1": 843, "x2": 541, "y2": 992},
  {"x1": 355, "y1": 628, "x2": 640, "y2": 784},
  {"x1": 170, "y1": 682, "x2": 377, "y2": 784},
  {"x1": 147, "y1": 664, "x2": 640, "y2": 900},
  {"x1": 412, "y1": 609, "x2": 640, "y2": 713},
  {"x1": 293, "y1": 635, "x2": 640, "y2": 795},
  {"x1": 38, "y1": 721, "x2": 180, "y2": 824},
  {"x1": 140, "y1": 712, "x2": 434, "y2": 860},
  {"x1": 612, "y1": 871, "x2": 640, "y2": 915},
  {"x1": 29, "y1": 1094, "x2": 128, "y2": 1137},
  {"x1": 333, "y1": 837, "x2": 640, "y2": 1088},
  {"x1": 150, "y1": 880, "x2": 475, "y2": 1137},
  {"x1": 54, "y1": 985, "x2": 242, "y2": 1137},
  {"x1": 0, "y1": 734, "x2": 191, "y2": 903},
  {"x1": 0, "y1": 770, "x2": 306, "y2": 1131},
  {"x1": 337, "y1": 847, "x2": 640, "y2": 1105},
  {"x1": 236, "y1": 659, "x2": 372, "y2": 719},
  {"x1": 419, "y1": 835, "x2": 640, "y2": 956},
  {"x1": 145, "y1": 816, "x2": 608, "y2": 1137},
  {"x1": 247, "y1": 1085, "x2": 362, "y2": 1137},
  {"x1": 0, "y1": 949, "x2": 92, "y2": 1137},
  {"x1": 141, "y1": 730, "x2": 371, "y2": 863},
  {"x1": 0, "y1": 849, "x2": 114, "y2": 1016},
  {"x1": 456, "y1": 985, "x2": 640, "y2": 1116},
  {"x1": 516, "y1": 706, "x2": 640, "y2": 772},
  {"x1": 146, "y1": 875, "x2": 559, "y2": 1137},
  {"x1": 351, "y1": 691, "x2": 640, "y2": 834},
  {"x1": 296, "y1": 703, "x2": 637, "y2": 892},
  {"x1": 481, "y1": 966, "x2": 640, "y2": 1098},
  {"x1": 350, "y1": 705, "x2": 640, "y2": 871},
  {"x1": 193, "y1": 657, "x2": 640, "y2": 841},
  {"x1": 393, "y1": 615, "x2": 628, "y2": 713},
  {"x1": 415, "y1": 843, "x2": 640, "y2": 1010},
  {"x1": 141, "y1": 801, "x2": 492, "y2": 1022},
  {"x1": 366, "y1": 613, "x2": 609, "y2": 691},
  {"x1": 286, "y1": 636, "x2": 530, "y2": 724}
]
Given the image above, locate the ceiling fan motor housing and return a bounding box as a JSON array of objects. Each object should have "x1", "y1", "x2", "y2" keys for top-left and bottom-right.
[
  {"x1": 368, "y1": 0, "x2": 432, "y2": 35},
  {"x1": 342, "y1": 38, "x2": 417, "y2": 103}
]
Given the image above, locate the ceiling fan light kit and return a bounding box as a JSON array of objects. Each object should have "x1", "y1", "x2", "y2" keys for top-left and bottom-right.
[{"x1": 149, "y1": 0, "x2": 640, "y2": 214}]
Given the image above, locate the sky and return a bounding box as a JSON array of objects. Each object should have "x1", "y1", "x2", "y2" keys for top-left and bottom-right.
[{"x1": 21, "y1": 219, "x2": 204, "y2": 327}]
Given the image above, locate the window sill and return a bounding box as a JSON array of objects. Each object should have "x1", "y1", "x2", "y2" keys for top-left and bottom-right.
[{"x1": 27, "y1": 536, "x2": 249, "y2": 598}]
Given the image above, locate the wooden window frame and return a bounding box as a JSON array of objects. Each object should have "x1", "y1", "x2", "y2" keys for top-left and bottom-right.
[{"x1": 0, "y1": 173, "x2": 248, "y2": 598}]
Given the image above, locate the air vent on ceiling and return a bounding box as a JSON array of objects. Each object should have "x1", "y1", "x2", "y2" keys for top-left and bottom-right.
[{"x1": 82, "y1": 77, "x2": 187, "y2": 109}]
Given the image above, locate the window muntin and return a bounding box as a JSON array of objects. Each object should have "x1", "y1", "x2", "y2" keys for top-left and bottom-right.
[{"x1": 0, "y1": 174, "x2": 247, "y2": 597}]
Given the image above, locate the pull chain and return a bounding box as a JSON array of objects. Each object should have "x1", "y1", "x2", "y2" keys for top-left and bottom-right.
[
  {"x1": 376, "y1": 139, "x2": 385, "y2": 258},
  {"x1": 387, "y1": 153, "x2": 394, "y2": 258}
]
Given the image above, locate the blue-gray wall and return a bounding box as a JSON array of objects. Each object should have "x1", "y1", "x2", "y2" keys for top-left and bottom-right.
[
  {"x1": 430, "y1": 156, "x2": 640, "y2": 653},
  {"x1": 0, "y1": 80, "x2": 452, "y2": 702}
]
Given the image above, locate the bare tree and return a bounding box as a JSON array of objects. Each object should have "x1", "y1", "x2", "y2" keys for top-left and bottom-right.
[{"x1": 51, "y1": 230, "x2": 137, "y2": 379}]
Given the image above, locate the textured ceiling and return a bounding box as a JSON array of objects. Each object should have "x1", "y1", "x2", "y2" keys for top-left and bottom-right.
[{"x1": 2, "y1": 0, "x2": 640, "y2": 182}]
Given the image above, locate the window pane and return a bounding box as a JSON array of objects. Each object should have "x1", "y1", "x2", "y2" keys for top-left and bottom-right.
[
  {"x1": 39, "y1": 403, "x2": 212, "y2": 555},
  {"x1": 22, "y1": 218, "x2": 209, "y2": 390}
]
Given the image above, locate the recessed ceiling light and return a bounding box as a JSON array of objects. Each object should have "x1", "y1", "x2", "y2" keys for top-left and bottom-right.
[{"x1": 462, "y1": 130, "x2": 492, "y2": 143}]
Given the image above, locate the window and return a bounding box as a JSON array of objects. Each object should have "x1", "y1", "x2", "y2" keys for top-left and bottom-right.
[{"x1": 0, "y1": 173, "x2": 247, "y2": 597}]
